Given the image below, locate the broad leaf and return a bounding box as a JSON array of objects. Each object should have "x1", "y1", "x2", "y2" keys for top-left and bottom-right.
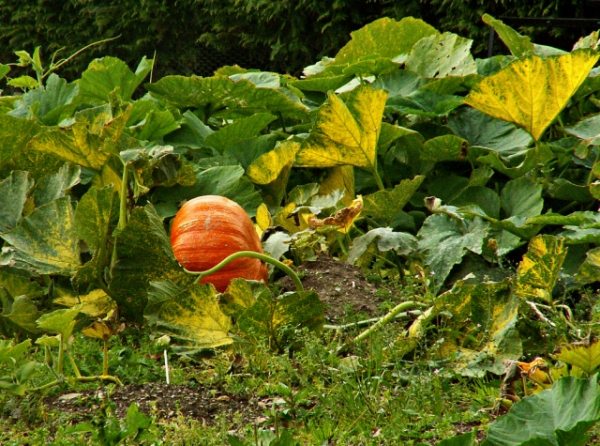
[
  {"x1": 146, "y1": 280, "x2": 232, "y2": 353},
  {"x1": 33, "y1": 163, "x2": 80, "y2": 206},
  {"x1": 36, "y1": 307, "x2": 80, "y2": 339},
  {"x1": 406, "y1": 32, "x2": 477, "y2": 78},
  {"x1": 557, "y1": 341, "x2": 600, "y2": 376},
  {"x1": 205, "y1": 113, "x2": 276, "y2": 152},
  {"x1": 417, "y1": 214, "x2": 489, "y2": 293},
  {"x1": 483, "y1": 375, "x2": 600, "y2": 446},
  {"x1": 109, "y1": 204, "x2": 189, "y2": 321},
  {"x1": 422, "y1": 135, "x2": 469, "y2": 162},
  {"x1": 247, "y1": 140, "x2": 300, "y2": 185},
  {"x1": 1, "y1": 197, "x2": 80, "y2": 275},
  {"x1": 363, "y1": 176, "x2": 424, "y2": 225},
  {"x1": 466, "y1": 50, "x2": 599, "y2": 140},
  {"x1": 501, "y1": 176, "x2": 544, "y2": 218},
  {"x1": 295, "y1": 85, "x2": 387, "y2": 172},
  {"x1": 0, "y1": 171, "x2": 32, "y2": 233},
  {"x1": 1, "y1": 294, "x2": 40, "y2": 333},
  {"x1": 54, "y1": 289, "x2": 117, "y2": 318},
  {"x1": 576, "y1": 247, "x2": 600, "y2": 285},
  {"x1": 514, "y1": 235, "x2": 567, "y2": 303},
  {"x1": 347, "y1": 227, "x2": 417, "y2": 265}
]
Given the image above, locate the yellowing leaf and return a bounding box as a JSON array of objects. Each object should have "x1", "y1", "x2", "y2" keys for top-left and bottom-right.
[
  {"x1": 54, "y1": 289, "x2": 117, "y2": 318},
  {"x1": 247, "y1": 140, "x2": 300, "y2": 185},
  {"x1": 81, "y1": 321, "x2": 113, "y2": 340},
  {"x1": 465, "y1": 50, "x2": 599, "y2": 140},
  {"x1": 556, "y1": 340, "x2": 600, "y2": 376},
  {"x1": 255, "y1": 203, "x2": 271, "y2": 237},
  {"x1": 318, "y1": 166, "x2": 355, "y2": 206},
  {"x1": 295, "y1": 86, "x2": 387, "y2": 171},
  {"x1": 514, "y1": 235, "x2": 567, "y2": 303}
]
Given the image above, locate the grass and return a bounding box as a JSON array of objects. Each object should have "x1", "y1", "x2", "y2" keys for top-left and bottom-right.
[{"x1": 0, "y1": 304, "x2": 497, "y2": 445}]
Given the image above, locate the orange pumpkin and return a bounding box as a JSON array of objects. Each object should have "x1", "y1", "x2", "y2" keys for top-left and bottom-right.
[{"x1": 170, "y1": 195, "x2": 268, "y2": 291}]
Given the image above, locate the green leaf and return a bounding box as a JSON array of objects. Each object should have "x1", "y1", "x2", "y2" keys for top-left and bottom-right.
[
  {"x1": 514, "y1": 235, "x2": 567, "y2": 303},
  {"x1": 33, "y1": 163, "x2": 80, "y2": 207},
  {"x1": 347, "y1": 227, "x2": 417, "y2": 265},
  {"x1": 565, "y1": 113, "x2": 600, "y2": 144},
  {"x1": 406, "y1": 32, "x2": 477, "y2": 78},
  {"x1": 8, "y1": 75, "x2": 38, "y2": 90},
  {"x1": 386, "y1": 89, "x2": 464, "y2": 117},
  {"x1": 465, "y1": 50, "x2": 600, "y2": 140},
  {"x1": 128, "y1": 97, "x2": 180, "y2": 141},
  {"x1": 483, "y1": 375, "x2": 600, "y2": 446},
  {"x1": 205, "y1": 113, "x2": 277, "y2": 152},
  {"x1": 417, "y1": 214, "x2": 489, "y2": 293},
  {"x1": 145, "y1": 280, "x2": 232, "y2": 352},
  {"x1": 438, "y1": 431, "x2": 477, "y2": 446},
  {"x1": 482, "y1": 14, "x2": 535, "y2": 57},
  {"x1": 1, "y1": 294, "x2": 40, "y2": 333},
  {"x1": 557, "y1": 341, "x2": 600, "y2": 376},
  {"x1": 147, "y1": 75, "x2": 308, "y2": 120},
  {"x1": 501, "y1": 176, "x2": 544, "y2": 218},
  {"x1": 1, "y1": 197, "x2": 80, "y2": 275},
  {"x1": 9, "y1": 73, "x2": 78, "y2": 125},
  {"x1": 109, "y1": 204, "x2": 189, "y2": 321},
  {"x1": 422, "y1": 135, "x2": 469, "y2": 162},
  {"x1": 78, "y1": 56, "x2": 152, "y2": 104},
  {"x1": 0, "y1": 171, "x2": 32, "y2": 233},
  {"x1": 36, "y1": 307, "x2": 80, "y2": 338},
  {"x1": 333, "y1": 17, "x2": 438, "y2": 67},
  {"x1": 576, "y1": 247, "x2": 600, "y2": 285},
  {"x1": 447, "y1": 108, "x2": 532, "y2": 151},
  {"x1": 363, "y1": 176, "x2": 425, "y2": 225},
  {"x1": 295, "y1": 85, "x2": 387, "y2": 171}
]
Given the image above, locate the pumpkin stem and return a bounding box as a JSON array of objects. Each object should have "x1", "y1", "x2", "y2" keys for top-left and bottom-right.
[{"x1": 185, "y1": 251, "x2": 304, "y2": 292}]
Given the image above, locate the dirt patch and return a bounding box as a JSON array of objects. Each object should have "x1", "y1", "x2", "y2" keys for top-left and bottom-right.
[
  {"x1": 46, "y1": 382, "x2": 262, "y2": 424},
  {"x1": 279, "y1": 255, "x2": 386, "y2": 322}
]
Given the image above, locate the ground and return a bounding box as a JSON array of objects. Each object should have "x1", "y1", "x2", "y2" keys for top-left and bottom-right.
[{"x1": 45, "y1": 255, "x2": 388, "y2": 426}]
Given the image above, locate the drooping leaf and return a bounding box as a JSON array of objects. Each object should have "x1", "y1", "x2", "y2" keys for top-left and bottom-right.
[
  {"x1": 0, "y1": 171, "x2": 32, "y2": 233},
  {"x1": 417, "y1": 214, "x2": 489, "y2": 293},
  {"x1": 465, "y1": 50, "x2": 600, "y2": 140},
  {"x1": 54, "y1": 289, "x2": 117, "y2": 318},
  {"x1": 109, "y1": 204, "x2": 190, "y2": 321},
  {"x1": 557, "y1": 341, "x2": 600, "y2": 376},
  {"x1": 482, "y1": 14, "x2": 535, "y2": 57},
  {"x1": 1, "y1": 197, "x2": 80, "y2": 275},
  {"x1": 146, "y1": 280, "x2": 232, "y2": 352},
  {"x1": 406, "y1": 32, "x2": 477, "y2": 78},
  {"x1": 514, "y1": 235, "x2": 567, "y2": 303},
  {"x1": 363, "y1": 176, "x2": 425, "y2": 225},
  {"x1": 295, "y1": 85, "x2": 387, "y2": 172},
  {"x1": 36, "y1": 307, "x2": 80, "y2": 338},
  {"x1": 347, "y1": 227, "x2": 417, "y2": 265},
  {"x1": 482, "y1": 375, "x2": 600, "y2": 446}
]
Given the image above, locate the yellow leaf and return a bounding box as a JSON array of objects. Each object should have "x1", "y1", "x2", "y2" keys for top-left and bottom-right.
[
  {"x1": 54, "y1": 289, "x2": 117, "y2": 318},
  {"x1": 465, "y1": 50, "x2": 599, "y2": 140},
  {"x1": 308, "y1": 196, "x2": 363, "y2": 234},
  {"x1": 295, "y1": 85, "x2": 387, "y2": 170},
  {"x1": 318, "y1": 165, "x2": 355, "y2": 206},
  {"x1": 255, "y1": 203, "x2": 271, "y2": 238},
  {"x1": 556, "y1": 340, "x2": 600, "y2": 375},
  {"x1": 247, "y1": 140, "x2": 300, "y2": 185},
  {"x1": 81, "y1": 321, "x2": 113, "y2": 340}
]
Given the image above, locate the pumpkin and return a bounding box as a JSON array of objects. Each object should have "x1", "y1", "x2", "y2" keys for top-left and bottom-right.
[{"x1": 170, "y1": 195, "x2": 268, "y2": 291}]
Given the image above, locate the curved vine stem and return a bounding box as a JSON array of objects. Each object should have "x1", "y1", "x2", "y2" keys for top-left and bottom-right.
[{"x1": 185, "y1": 251, "x2": 304, "y2": 292}]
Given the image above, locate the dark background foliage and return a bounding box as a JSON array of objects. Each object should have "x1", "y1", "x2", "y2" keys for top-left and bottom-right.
[{"x1": 0, "y1": 0, "x2": 596, "y2": 79}]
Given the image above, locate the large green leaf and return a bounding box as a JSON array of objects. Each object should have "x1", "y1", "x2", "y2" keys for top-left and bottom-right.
[
  {"x1": 204, "y1": 113, "x2": 277, "y2": 153},
  {"x1": 501, "y1": 177, "x2": 544, "y2": 218},
  {"x1": 147, "y1": 75, "x2": 308, "y2": 120},
  {"x1": 78, "y1": 56, "x2": 153, "y2": 104},
  {"x1": 1, "y1": 197, "x2": 80, "y2": 275},
  {"x1": 514, "y1": 235, "x2": 567, "y2": 303},
  {"x1": 417, "y1": 214, "x2": 489, "y2": 293},
  {"x1": 295, "y1": 85, "x2": 387, "y2": 172},
  {"x1": 145, "y1": 280, "x2": 232, "y2": 353},
  {"x1": 333, "y1": 17, "x2": 438, "y2": 66},
  {"x1": 483, "y1": 375, "x2": 600, "y2": 446},
  {"x1": 33, "y1": 163, "x2": 80, "y2": 207},
  {"x1": 565, "y1": 113, "x2": 600, "y2": 144},
  {"x1": 465, "y1": 50, "x2": 600, "y2": 140},
  {"x1": 405, "y1": 32, "x2": 477, "y2": 78},
  {"x1": 363, "y1": 176, "x2": 425, "y2": 225},
  {"x1": 109, "y1": 204, "x2": 189, "y2": 321},
  {"x1": 1, "y1": 294, "x2": 40, "y2": 333},
  {"x1": 0, "y1": 171, "x2": 32, "y2": 233}
]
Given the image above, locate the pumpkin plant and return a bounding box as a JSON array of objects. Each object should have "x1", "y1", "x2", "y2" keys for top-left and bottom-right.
[{"x1": 170, "y1": 195, "x2": 303, "y2": 292}]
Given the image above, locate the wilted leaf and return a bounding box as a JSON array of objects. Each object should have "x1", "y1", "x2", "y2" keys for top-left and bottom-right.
[
  {"x1": 466, "y1": 50, "x2": 599, "y2": 140},
  {"x1": 1, "y1": 197, "x2": 80, "y2": 275},
  {"x1": 405, "y1": 32, "x2": 477, "y2": 78},
  {"x1": 514, "y1": 235, "x2": 567, "y2": 303},
  {"x1": 557, "y1": 341, "x2": 600, "y2": 376},
  {"x1": 483, "y1": 375, "x2": 600, "y2": 446},
  {"x1": 146, "y1": 280, "x2": 233, "y2": 352},
  {"x1": 308, "y1": 196, "x2": 363, "y2": 234},
  {"x1": 81, "y1": 321, "x2": 113, "y2": 340},
  {"x1": 347, "y1": 227, "x2": 417, "y2": 264},
  {"x1": 295, "y1": 85, "x2": 387, "y2": 173}
]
